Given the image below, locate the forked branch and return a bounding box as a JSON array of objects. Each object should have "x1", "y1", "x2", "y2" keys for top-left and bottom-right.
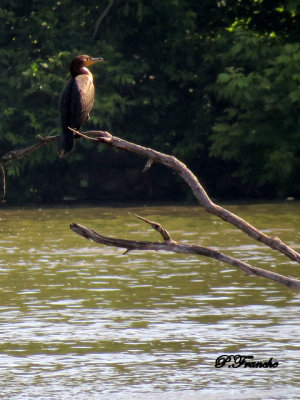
[
  {"x1": 71, "y1": 128, "x2": 300, "y2": 265},
  {"x1": 1, "y1": 129, "x2": 299, "y2": 291},
  {"x1": 70, "y1": 216, "x2": 300, "y2": 290},
  {"x1": 1, "y1": 135, "x2": 59, "y2": 163},
  {"x1": 0, "y1": 134, "x2": 59, "y2": 200}
]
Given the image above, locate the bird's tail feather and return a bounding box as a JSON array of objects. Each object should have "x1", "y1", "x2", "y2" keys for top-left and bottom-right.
[{"x1": 59, "y1": 131, "x2": 73, "y2": 157}]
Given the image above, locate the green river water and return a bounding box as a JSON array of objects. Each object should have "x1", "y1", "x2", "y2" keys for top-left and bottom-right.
[{"x1": 0, "y1": 203, "x2": 299, "y2": 399}]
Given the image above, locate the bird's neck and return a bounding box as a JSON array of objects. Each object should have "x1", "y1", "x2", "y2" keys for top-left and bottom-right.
[
  {"x1": 70, "y1": 67, "x2": 92, "y2": 78},
  {"x1": 81, "y1": 66, "x2": 92, "y2": 76}
]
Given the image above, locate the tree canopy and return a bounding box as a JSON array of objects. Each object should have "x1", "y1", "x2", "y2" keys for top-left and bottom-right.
[{"x1": 1, "y1": 0, "x2": 299, "y2": 202}]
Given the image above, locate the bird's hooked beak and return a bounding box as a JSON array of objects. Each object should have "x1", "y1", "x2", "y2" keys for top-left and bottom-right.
[{"x1": 85, "y1": 57, "x2": 104, "y2": 66}]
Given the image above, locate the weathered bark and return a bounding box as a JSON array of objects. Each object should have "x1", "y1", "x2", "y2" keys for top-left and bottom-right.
[
  {"x1": 71, "y1": 129, "x2": 300, "y2": 265},
  {"x1": 1, "y1": 129, "x2": 299, "y2": 290},
  {"x1": 1, "y1": 135, "x2": 59, "y2": 163},
  {"x1": 0, "y1": 134, "x2": 59, "y2": 201},
  {"x1": 70, "y1": 216, "x2": 300, "y2": 290}
]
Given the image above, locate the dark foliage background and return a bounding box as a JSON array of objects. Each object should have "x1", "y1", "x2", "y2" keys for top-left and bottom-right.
[{"x1": 1, "y1": 0, "x2": 299, "y2": 203}]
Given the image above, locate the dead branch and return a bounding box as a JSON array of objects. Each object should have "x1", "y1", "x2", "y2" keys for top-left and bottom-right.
[
  {"x1": 0, "y1": 135, "x2": 59, "y2": 200},
  {"x1": 1, "y1": 135, "x2": 59, "y2": 163},
  {"x1": 2, "y1": 128, "x2": 300, "y2": 290},
  {"x1": 93, "y1": 0, "x2": 114, "y2": 40},
  {"x1": 70, "y1": 219, "x2": 300, "y2": 291},
  {"x1": 71, "y1": 128, "x2": 300, "y2": 265},
  {"x1": 0, "y1": 163, "x2": 6, "y2": 200}
]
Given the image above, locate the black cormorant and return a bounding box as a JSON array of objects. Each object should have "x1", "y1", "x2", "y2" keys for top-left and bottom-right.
[{"x1": 59, "y1": 55, "x2": 103, "y2": 157}]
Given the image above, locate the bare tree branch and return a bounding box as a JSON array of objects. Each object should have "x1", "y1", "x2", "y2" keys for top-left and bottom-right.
[
  {"x1": 71, "y1": 128, "x2": 300, "y2": 265},
  {"x1": 0, "y1": 135, "x2": 59, "y2": 200},
  {"x1": 0, "y1": 163, "x2": 6, "y2": 201},
  {"x1": 70, "y1": 220, "x2": 300, "y2": 291},
  {"x1": 93, "y1": 0, "x2": 114, "y2": 40},
  {"x1": 2, "y1": 128, "x2": 299, "y2": 293},
  {"x1": 1, "y1": 135, "x2": 59, "y2": 164}
]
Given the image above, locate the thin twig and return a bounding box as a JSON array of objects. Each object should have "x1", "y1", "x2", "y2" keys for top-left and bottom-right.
[
  {"x1": 93, "y1": 0, "x2": 114, "y2": 40},
  {"x1": 68, "y1": 127, "x2": 112, "y2": 141},
  {"x1": 134, "y1": 214, "x2": 173, "y2": 242},
  {"x1": 143, "y1": 159, "x2": 153, "y2": 172}
]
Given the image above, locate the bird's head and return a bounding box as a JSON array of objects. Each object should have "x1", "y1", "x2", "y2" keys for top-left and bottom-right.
[{"x1": 70, "y1": 55, "x2": 104, "y2": 77}]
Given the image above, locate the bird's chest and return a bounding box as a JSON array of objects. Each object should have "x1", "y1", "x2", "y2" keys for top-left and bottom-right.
[{"x1": 75, "y1": 74, "x2": 94, "y2": 97}]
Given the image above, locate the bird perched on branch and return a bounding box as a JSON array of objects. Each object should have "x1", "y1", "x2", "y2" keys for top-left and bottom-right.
[{"x1": 59, "y1": 54, "x2": 103, "y2": 157}]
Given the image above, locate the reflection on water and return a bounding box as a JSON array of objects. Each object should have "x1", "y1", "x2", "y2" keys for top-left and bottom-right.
[{"x1": 0, "y1": 203, "x2": 300, "y2": 399}]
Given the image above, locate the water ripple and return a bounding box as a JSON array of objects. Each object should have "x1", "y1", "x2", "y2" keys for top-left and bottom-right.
[{"x1": 0, "y1": 205, "x2": 299, "y2": 399}]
